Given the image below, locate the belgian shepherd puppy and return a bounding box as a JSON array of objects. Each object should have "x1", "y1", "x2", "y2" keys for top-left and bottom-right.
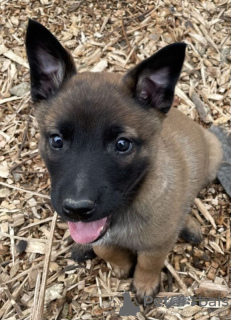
[{"x1": 26, "y1": 20, "x2": 223, "y2": 303}]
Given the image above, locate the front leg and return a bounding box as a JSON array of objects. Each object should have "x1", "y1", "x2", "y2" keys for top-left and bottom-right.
[
  {"x1": 131, "y1": 250, "x2": 167, "y2": 304},
  {"x1": 93, "y1": 245, "x2": 136, "y2": 279}
]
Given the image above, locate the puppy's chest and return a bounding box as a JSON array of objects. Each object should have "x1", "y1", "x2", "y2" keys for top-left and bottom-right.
[{"x1": 95, "y1": 206, "x2": 168, "y2": 251}]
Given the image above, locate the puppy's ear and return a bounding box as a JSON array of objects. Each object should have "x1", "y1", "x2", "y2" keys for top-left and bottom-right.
[
  {"x1": 26, "y1": 19, "x2": 76, "y2": 102},
  {"x1": 123, "y1": 43, "x2": 186, "y2": 113}
]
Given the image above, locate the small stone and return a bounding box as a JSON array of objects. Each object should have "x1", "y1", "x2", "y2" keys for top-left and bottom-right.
[
  {"x1": 12, "y1": 171, "x2": 21, "y2": 182},
  {"x1": 10, "y1": 82, "x2": 30, "y2": 97},
  {"x1": 16, "y1": 240, "x2": 27, "y2": 253}
]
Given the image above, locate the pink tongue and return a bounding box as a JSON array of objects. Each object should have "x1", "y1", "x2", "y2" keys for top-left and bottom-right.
[{"x1": 68, "y1": 217, "x2": 108, "y2": 244}]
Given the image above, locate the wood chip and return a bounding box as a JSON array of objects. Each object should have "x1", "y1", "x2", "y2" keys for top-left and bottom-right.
[
  {"x1": 194, "y1": 198, "x2": 217, "y2": 230},
  {"x1": 209, "y1": 241, "x2": 224, "y2": 255},
  {"x1": 3, "y1": 50, "x2": 29, "y2": 68},
  {"x1": 1, "y1": 2, "x2": 231, "y2": 319},
  {"x1": 195, "y1": 281, "x2": 229, "y2": 298},
  {"x1": 190, "y1": 91, "x2": 213, "y2": 123},
  {"x1": 90, "y1": 59, "x2": 108, "y2": 72}
]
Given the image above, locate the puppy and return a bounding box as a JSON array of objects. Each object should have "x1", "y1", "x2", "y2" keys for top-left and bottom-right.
[{"x1": 26, "y1": 19, "x2": 223, "y2": 303}]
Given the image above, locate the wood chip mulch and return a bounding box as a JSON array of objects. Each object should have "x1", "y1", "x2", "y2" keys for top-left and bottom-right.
[{"x1": 0, "y1": 1, "x2": 231, "y2": 319}]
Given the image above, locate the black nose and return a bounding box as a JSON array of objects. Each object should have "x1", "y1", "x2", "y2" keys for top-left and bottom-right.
[{"x1": 62, "y1": 199, "x2": 95, "y2": 220}]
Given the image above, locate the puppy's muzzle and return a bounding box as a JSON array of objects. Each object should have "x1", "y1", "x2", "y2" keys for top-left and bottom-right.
[{"x1": 62, "y1": 198, "x2": 95, "y2": 220}]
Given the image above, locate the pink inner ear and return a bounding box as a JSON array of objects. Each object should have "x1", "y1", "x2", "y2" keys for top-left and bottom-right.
[
  {"x1": 136, "y1": 67, "x2": 170, "y2": 105},
  {"x1": 148, "y1": 67, "x2": 169, "y2": 88},
  {"x1": 37, "y1": 48, "x2": 60, "y2": 75},
  {"x1": 137, "y1": 67, "x2": 169, "y2": 102}
]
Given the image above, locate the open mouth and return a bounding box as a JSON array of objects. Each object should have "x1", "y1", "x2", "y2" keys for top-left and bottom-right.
[{"x1": 68, "y1": 216, "x2": 111, "y2": 244}]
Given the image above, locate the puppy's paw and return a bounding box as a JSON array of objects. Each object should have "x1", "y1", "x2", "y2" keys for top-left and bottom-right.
[
  {"x1": 131, "y1": 274, "x2": 160, "y2": 304},
  {"x1": 180, "y1": 214, "x2": 203, "y2": 245},
  {"x1": 71, "y1": 243, "x2": 96, "y2": 263},
  {"x1": 111, "y1": 263, "x2": 132, "y2": 279},
  {"x1": 180, "y1": 228, "x2": 203, "y2": 245},
  {"x1": 180, "y1": 225, "x2": 203, "y2": 245}
]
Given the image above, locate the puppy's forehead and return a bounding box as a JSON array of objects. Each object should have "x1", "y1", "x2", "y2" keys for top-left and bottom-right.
[
  {"x1": 51, "y1": 73, "x2": 122, "y2": 111},
  {"x1": 40, "y1": 72, "x2": 162, "y2": 137},
  {"x1": 62, "y1": 72, "x2": 127, "y2": 113},
  {"x1": 46, "y1": 74, "x2": 133, "y2": 122}
]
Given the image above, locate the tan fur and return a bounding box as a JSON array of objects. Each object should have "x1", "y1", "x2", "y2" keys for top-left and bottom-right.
[
  {"x1": 37, "y1": 73, "x2": 222, "y2": 302},
  {"x1": 27, "y1": 23, "x2": 223, "y2": 304},
  {"x1": 131, "y1": 251, "x2": 165, "y2": 303},
  {"x1": 93, "y1": 104, "x2": 223, "y2": 302},
  {"x1": 93, "y1": 245, "x2": 136, "y2": 279}
]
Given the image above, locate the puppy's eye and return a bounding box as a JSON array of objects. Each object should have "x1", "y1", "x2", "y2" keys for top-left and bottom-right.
[
  {"x1": 49, "y1": 134, "x2": 63, "y2": 149},
  {"x1": 115, "y1": 138, "x2": 132, "y2": 153}
]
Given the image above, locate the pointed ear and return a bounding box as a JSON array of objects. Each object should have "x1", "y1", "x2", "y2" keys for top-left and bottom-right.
[
  {"x1": 123, "y1": 43, "x2": 186, "y2": 113},
  {"x1": 25, "y1": 19, "x2": 77, "y2": 102}
]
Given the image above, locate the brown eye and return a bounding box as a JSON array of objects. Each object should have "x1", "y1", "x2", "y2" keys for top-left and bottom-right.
[
  {"x1": 115, "y1": 138, "x2": 132, "y2": 153},
  {"x1": 49, "y1": 134, "x2": 63, "y2": 149}
]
